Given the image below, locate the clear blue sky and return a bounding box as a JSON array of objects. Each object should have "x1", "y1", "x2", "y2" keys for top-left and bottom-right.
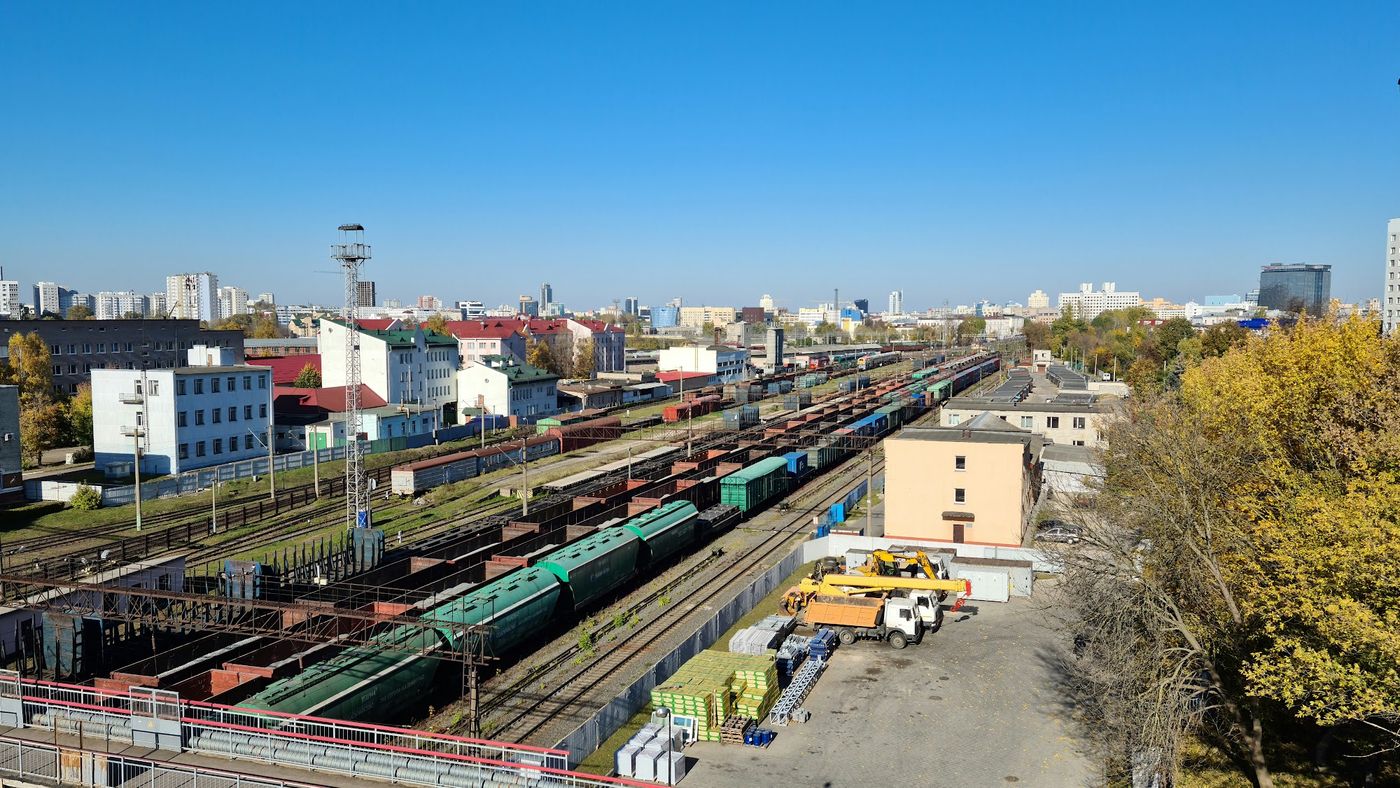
[{"x1": 1, "y1": 2, "x2": 1396, "y2": 311}]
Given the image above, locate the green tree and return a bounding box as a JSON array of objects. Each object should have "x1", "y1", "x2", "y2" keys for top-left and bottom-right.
[
  {"x1": 423, "y1": 313, "x2": 449, "y2": 335},
  {"x1": 1022, "y1": 320, "x2": 1051, "y2": 349},
  {"x1": 292, "y1": 363, "x2": 322, "y2": 388},
  {"x1": 20, "y1": 401, "x2": 65, "y2": 467},
  {"x1": 66, "y1": 304, "x2": 93, "y2": 320},
  {"x1": 68, "y1": 484, "x2": 102, "y2": 510},
  {"x1": 67, "y1": 383, "x2": 93, "y2": 446},
  {"x1": 1153, "y1": 317, "x2": 1196, "y2": 363},
  {"x1": 1200, "y1": 321, "x2": 1249, "y2": 357},
  {"x1": 955, "y1": 316, "x2": 986, "y2": 345},
  {"x1": 571, "y1": 338, "x2": 596, "y2": 379},
  {"x1": 121, "y1": 311, "x2": 144, "y2": 319}
]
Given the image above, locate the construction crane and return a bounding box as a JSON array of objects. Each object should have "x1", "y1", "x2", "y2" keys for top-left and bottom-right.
[
  {"x1": 331, "y1": 224, "x2": 371, "y2": 529},
  {"x1": 780, "y1": 564, "x2": 970, "y2": 629}
]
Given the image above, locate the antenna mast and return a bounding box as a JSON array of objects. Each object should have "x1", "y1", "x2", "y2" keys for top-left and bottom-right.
[{"x1": 332, "y1": 224, "x2": 371, "y2": 528}]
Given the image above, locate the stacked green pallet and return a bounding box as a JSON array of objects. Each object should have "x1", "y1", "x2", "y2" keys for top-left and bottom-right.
[{"x1": 651, "y1": 651, "x2": 779, "y2": 741}]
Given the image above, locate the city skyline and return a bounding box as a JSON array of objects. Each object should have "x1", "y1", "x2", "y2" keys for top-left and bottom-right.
[{"x1": 1, "y1": 4, "x2": 1396, "y2": 307}]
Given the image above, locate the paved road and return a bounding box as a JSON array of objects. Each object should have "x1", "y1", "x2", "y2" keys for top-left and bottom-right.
[{"x1": 680, "y1": 587, "x2": 1094, "y2": 787}]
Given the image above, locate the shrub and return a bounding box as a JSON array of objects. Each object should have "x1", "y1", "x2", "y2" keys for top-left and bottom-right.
[{"x1": 68, "y1": 485, "x2": 103, "y2": 510}]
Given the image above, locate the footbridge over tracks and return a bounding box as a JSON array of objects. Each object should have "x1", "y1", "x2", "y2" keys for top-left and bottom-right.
[{"x1": 0, "y1": 671, "x2": 657, "y2": 788}]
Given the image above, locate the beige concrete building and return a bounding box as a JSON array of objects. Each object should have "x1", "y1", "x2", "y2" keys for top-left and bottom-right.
[
  {"x1": 678, "y1": 305, "x2": 738, "y2": 329},
  {"x1": 940, "y1": 377, "x2": 1116, "y2": 448},
  {"x1": 884, "y1": 413, "x2": 1043, "y2": 546}
]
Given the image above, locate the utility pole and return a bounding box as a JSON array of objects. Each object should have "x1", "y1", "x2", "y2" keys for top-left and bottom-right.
[
  {"x1": 210, "y1": 471, "x2": 218, "y2": 534},
  {"x1": 520, "y1": 444, "x2": 529, "y2": 516},
  {"x1": 865, "y1": 450, "x2": 874, "y2": 536},
  {"x1": 120, "y1": 373, "x2": 147, "y2": 532},
  {"x1": 267, "y1": 422, "x2": 276, "y2": 500},
  {"x1": 125, "y1": 428, "x2": 145, "y2": 532},
  {"x1": 312, "y1": 437, "x2": 320, "y2": 498}
]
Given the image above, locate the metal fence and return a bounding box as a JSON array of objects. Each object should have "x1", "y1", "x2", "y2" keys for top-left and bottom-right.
[
  {"x1": 0, "y1": 735, "x2": 320, "y2": 788},
  {"x1": 4, "y1": 673, "x2": 653, "y2": 788}
]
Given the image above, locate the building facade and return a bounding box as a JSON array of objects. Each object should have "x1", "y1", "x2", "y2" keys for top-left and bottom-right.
[
  {"x1": 677, "y1": 305, "x2": 737, "y2": 329},
  {"x1": 444, "y1": 320, "x2": 528, "y2": 365},
  {"x1": 652, "y1": 305, "x2": 680, "y2": 328},
  {"x1": 217, "y1": 286, "x2": 249, "y2": 320},
  {"x1": 456, "y1": 355, "x2": 559, "y2": 422},
  {"x1": 1026, "y1": 289, "x2": 1049, "y2": 310},
  {"x1": 1258, "y1": 263, "x2": 1331, "y2": 316},
  {"x1": 33, "y1": 282, "x2": 68, "y2": 317},
  {"x1": 657, "y1": 344, "x2": 749, "y2": 382},
  {"x1": 0, "y1": 385, "x2": 20, "y2": 499},
  {"x1": 887, "y1": 290, "x2": 903, "y2": 316},
  {"x1": 357, "y1": 281, "x2": 377, "y2": 308},
  {"x1": 1385, "y1": 219, "x2": 1399, "y2": 335},
  {"x1": 92, "y1": 348, "x2": 273, "y2": 475},
  {"x1": 941, "y1": 396, "x2": 1111, "y2": 448},
  {"x1": 165, "y1": 273, "x2": 220, "y2": 322},
  {"x1": 0, "y1": 280, "x2": 21, "y2": 318},
  {"x1": 318, "y1": 319, "x2": 459, "y2": 421},
  {"x1": 95, "y1": 291, "x2": 152, "y2": 320},
  {"x1": 1057, "y1": 282, "x2": 1142, "y2": 320},
  {"x1": 0, "y1": 319, "x2": 245, "y2": 396},
  {"x1": 567, "y1": 319, "x2": 626, "y2": 375},
  {"x1": 884, "y1": 414, "x2": 1043, "y2": 546}
]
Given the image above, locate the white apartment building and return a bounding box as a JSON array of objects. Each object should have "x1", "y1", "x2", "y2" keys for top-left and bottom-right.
[
  {"x1": 218, "y1": 286, "x2": 249, "y2": 320},
  {"x1": 166, "y1": 273, "x2": 220, "y2": 322},
  {"x1": 677, "y1": 305, "x2": 738, "y2": 329},
  {"x1": 443, "y1": 320, "x2": 528, "y2": 365},
  {"x1": 319, "y1": 319, "x2": 460, "y2": 420},
  {"x1": 888, "y1": 290, "x2": 904, "y2": 316},
  {"x1": 149, "y1": 292, "x2": 168, "y2": 318},
  {"x1": 0, "y1": 280, "x2": 19, "y2": 317},
  {"x1": 1027, "y1": 289, "x2": 1050, "y2": 309},
  {"x1": 658, "y1": 344, "x2": 749, "y2": 382},
  {"x1": 456, "y1": 355, "x2": 559, "y2": 422},
  {"x1": 1386, "y1": 218, "x2": 1400, "y2": 335},
  {"x1": 33, "y1": 282, "x2": 66, "y2": 317},
  {"x1": 1057, "y1": 282, "x2": 1142, "y2": 319},
  {"x1": 95, "y1": 291, "x2": 152, "y2": 320},
  {"x1": 92, "y1": 346, "x2": 272, "y2": 475}
]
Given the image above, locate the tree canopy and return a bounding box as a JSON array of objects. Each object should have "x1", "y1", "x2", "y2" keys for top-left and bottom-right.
[{"x1": 292, "y1": 363, "x2": 322, "y2": 389}]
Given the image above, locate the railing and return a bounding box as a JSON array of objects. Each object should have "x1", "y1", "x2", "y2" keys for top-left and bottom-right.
[
  {"x1": 0, "y1": 734, "x2": 321, "y2": 788},
  {"x1": 5, "y1": 674, "x2": 653, "y2": 788}
]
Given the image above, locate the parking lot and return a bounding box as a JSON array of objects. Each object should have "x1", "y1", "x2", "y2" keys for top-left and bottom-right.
[{"x1": 679, "y1": 587, "x2": 1094, "y2": 786}]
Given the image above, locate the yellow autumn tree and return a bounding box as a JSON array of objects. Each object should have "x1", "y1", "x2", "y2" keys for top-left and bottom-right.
[{"x1": 1181, "y1": 315, "x2": 1400, "y2": 737}]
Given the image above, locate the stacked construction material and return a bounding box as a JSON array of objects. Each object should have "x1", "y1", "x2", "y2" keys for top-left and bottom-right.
[
  {"x1": 616, "y1": 722, "x2": 686, "y2": 783},
  {"x1": 769, "y1": 655, "x2": 827, "y2": 726},
  {"x1": 727, "y1": 616, "x2": 797, "y2": 655},
  {"x1": 651, "y1": 651, "x2": 780, "y2": 742},
  {"x1": 809, "y1": 628, "x2": 838, "y2": 660},
  {"x1": 774, "y1": 634, "x2": 811, "y2": 688}
]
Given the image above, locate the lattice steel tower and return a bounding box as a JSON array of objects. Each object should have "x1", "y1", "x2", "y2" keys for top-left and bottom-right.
[{"x1": 331, "y1": 224, "x2": 372, "y2": 528}]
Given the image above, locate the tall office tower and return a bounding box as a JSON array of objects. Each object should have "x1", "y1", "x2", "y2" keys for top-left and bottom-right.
[
  {"x1": 518, "y1": 295, "x2": 539, "y2": 317},
  {"x1": 164, "y1": 272, "x2": 220, "y2": 321},
  {"x1": 624, "y1": 296, "x2": 639, "y2": 315},
  {"x1": 357, "y1": 280, "x2": 377, "y2": 308},
  {"x1": 1258, "y1": 264, "x2": 1331, "y2": 317},
  {"x1": 888, "y1": 290, "x2": 903, "y2": 315},
  {"x1": 1385, "y1": 219, "x2": 1400, "y2": 335},
  {"x1": 853, "y1": 298, "x2": 869, "y2": 315},
  {"x1": 540, "y1": 282, "x2": 553, "y2": 310},
  {"x1": 417, "y1": 294, "x2": 443, "y2": 310}
]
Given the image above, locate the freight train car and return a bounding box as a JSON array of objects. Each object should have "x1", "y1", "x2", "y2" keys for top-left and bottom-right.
[
  {"x1": 719, "y1": 456, "x2": 789, "y2": 514},
  {"x1": 548, "y1": 416, "x2": 623, "y2": 452},
  {"x1": 390, "y1": 435, "x2": 565, "y2": 496},
  {"x1": 857, "y1": 351, "x2": 900, "y2": 371}
]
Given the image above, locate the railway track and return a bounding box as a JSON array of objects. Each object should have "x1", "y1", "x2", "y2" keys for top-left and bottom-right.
[{"x1": 472, "y1": 433, "x2": 892, "y2": 744}]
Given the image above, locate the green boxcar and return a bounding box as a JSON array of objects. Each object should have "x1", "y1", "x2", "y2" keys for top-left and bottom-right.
[
  {"x1": 876, "y1": 402, "x2": 904, "y2": 431},
  {"x1": 537, "y1": 528, "x2": 642, "y2": 611},
  {"x1": 928, "y1": 379, "x2": 952, "y2": 403},
  {"x1": 241, "y1": 567, "x2": 563, "y2": 722},
  {"x1": 720, "y1": 456, "x2": 790, "y2": 514},
  {"x1": 622, "y1": 500, "x2": 699, "y2": 567},
  {"x1": 805, "y1": 444, "x2": 841, "y2": 472}
]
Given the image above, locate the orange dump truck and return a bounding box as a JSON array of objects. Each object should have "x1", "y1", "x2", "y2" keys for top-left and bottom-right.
[{"x1": 802, "y1": 594, "x2": 923, "y2": 649}]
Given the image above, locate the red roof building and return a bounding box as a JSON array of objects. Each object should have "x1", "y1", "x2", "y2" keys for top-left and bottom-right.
[
  {"x1": 273, "y1": 385, "x2": 388, "y2": 419},
  {"x1": 443, "y1": 320, "x2": 528, "y2": 364},
  {"x1": 246, "y1": 355, "x2": 321, "y2": 385}
]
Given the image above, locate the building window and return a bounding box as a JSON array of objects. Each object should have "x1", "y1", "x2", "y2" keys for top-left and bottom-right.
[
  {"x1": 258, "y1": 376, "x2": 267, "y2": 389},
  {"x1": 948, "y1": 413, "x2": 961, "y2": 426},
  {"x1": 1020, "y1": 416, "x2": 1033, "y2": 429},
  {"x1": 176, "y1": 379, "x2": 186, "y2": 395},
  {"x1": 177, "y1": 411, "x2": 187, "y2": 428},
  {"x1": 195, "y1": 441, "x2": 206, "y2": 457},
  {"x1": 230, "y1": 434, "x2": 239, "y2": 452},
  {"x1": 228, "y1": 406, "x2": 237, "y2": 422},
  {"x1": 1072, "y1": 440, "x2": 1086, "y2": 447},
  {"x1": 227, "y1": 376, "x2": 236, "y2": 390},
  {"x1": 1046, "y1": 416, "x2": 1060, "y2": 429},
  {"x1": 148, "y1": 381, "x2": 159, "y2": 396},
  {"x1": 243, "y1": 376, "x2": 251, "y2": 390},
  {"x1": 178, "y1": 444, "x2": 189, "y2": 460},
  {"x1": 211, "y1": 377, "x2": 221, "y2": 393},
  {"x1": 245, "y1": 434, "x2": 254, "y2": 450},
  {"x1": 97, "y1": 343, "x2": 105, "y2": 353},
  {"x1": 194, "y1": 378, "x2": 204, "y2": 394},
  {"x1": 213, "y1": 438, "x2": 222, "y2": 454},
  {"x1": 195, "y1": 410, "x2": 205, "y2": 426},
  {"x1": 954, "y1": 488, "x2": 966, "y2": 504},
  {"x1": 213, "y1": 409, "x2": 222, "y2": 424},
  {"x1": 244, "y1": 404, "x2": 252, "y2": 420},
  {"x1": 1072, "y1": 416, "x2": 1086, "y2": 429},
  {"x1": 954, "y1": 455, "x2": 966, "y2": 471},
  {"x1": 259, "y1": 403, "x2": 267, "y2": 418}
]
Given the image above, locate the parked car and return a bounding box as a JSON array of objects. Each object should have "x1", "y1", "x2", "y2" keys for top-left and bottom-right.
[{"x1": 1036, "y1": 524, "x2": 1082, "y2": 544}]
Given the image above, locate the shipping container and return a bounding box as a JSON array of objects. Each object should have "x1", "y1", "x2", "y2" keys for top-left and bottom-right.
[{"x1": 719, "y1": 456, "x2": 790, "y2": 514}]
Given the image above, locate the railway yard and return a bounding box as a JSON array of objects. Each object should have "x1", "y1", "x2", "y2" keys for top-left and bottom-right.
[{"x1": 0, "y1": 347, "x2": 1030, "y2": 788}]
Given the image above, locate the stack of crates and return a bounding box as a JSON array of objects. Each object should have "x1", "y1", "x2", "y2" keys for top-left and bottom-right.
[
  {"x1": 651, "y1": 651, "x2": 780, "y2": 742},
  {"x1": 809, "y1": 628, "x2": 838, "y2": 660}
]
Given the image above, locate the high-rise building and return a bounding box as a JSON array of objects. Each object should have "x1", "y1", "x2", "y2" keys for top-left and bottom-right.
[
  {"x1": 624, "y1": 296, "x2": 639, "y2": 316},
  {"x1": 165, "y1": 273, "x2": 220, "y2": 322},
  {"x1": 1027, "y1": 289, "x2": 1050, "y2": 309},
  {"x1": 383, "y1": 298, "x2": 402, "y2": 309},
  {"x1": 33, "y1": 282, "x2": 67, "y2": 317},
  {"x1": 1385, "y1": 219, "x2": 1400, "y2": 335},
  {"x1": 0, "y1": 278, "x2": 19, "y2": 317},
  {"x1": 540, "y1": 282, "x2": 554, "y2": 311},
  {"x1": 357, "y1": 281, "x2": 377, "y2": 308},
  {"x1": 853, "y1": 298, "x2": 869, "y2": 315},
  {"x1": 217, "y1": 286, "x2": 249, "y2": 320},
  {"x1": 417, "y1": 295, "x2": 443, "y2": 311},
  {"x1": 887, "y1": 290, "x2": 903, "y2": 316},
  {"x1": 1057, "y1": 282, "x2": 1142, "y2": 320},
  {"x1": 457, "y1": 300, "x2": 486, "y2": 319},
  {"x1": 518, "y1": 295, "x2": 539, "y2": 317},
  {"x1": 652, "y1": 305, "x2": 680, "y2": 328},
  {"x1": 95, "y1": 291, "x2": 151, "y2": 320},
  {"x1": 758, "y1": 294, "x2": 775, "y2": 311},
  {"x1": 1258, "y1": 264, "x2": 1331, "y2": 317},
  {"x1": 149, "y1": 292, "x2": 168, "y2": 318}
]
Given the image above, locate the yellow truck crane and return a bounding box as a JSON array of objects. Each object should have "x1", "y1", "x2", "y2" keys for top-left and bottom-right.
[{"x1": 781, "y1": 551, "x2": 971, "y2": 638}]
